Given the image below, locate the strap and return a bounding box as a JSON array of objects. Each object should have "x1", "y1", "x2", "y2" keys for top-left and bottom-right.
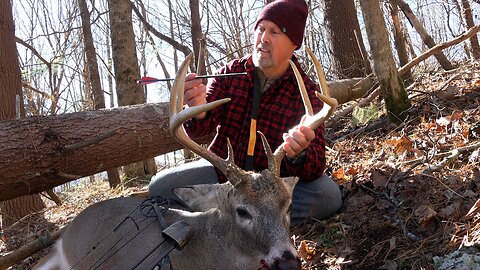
[{"x1": 245, "y1": 73, "x2": 261, "y2": 170}]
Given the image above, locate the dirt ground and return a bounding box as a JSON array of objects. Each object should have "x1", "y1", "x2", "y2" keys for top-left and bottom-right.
[{"x1": 1, "y1": 62, "x2": 479, "y2": 269}]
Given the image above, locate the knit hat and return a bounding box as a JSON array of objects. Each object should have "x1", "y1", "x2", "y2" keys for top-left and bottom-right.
[{"x1": 254, "y1": 0, "x2": 308, "y2": 49}]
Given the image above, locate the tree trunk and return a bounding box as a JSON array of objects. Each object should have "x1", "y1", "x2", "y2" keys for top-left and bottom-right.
[
  {"x1": 108, "y1": 0, "x2": 156, "y2": 182},
  {"x1": 324, "y1": 0, "x2": 371, "y2": 78},
  {"x1": 190, "y1": 0, "x2": 206, "y2": 75},
  {"x1": 0, "y1": 0, "x2": 45, "y2": 227},
  {"x1": 0, "y1": 2, "x2": 22, "y2": 120},
  {"x1": 79, "y1": 0, "x2": 121, "y2": 188},
  {"x1": 389, "y1": 0, "x2": 413, "y2": 86},
  {"x1": 459, "y1": 0, "x2": 480, "y2": 59},
  {"x1": 359, "y1": 0, "x2": 411, "y2": 123},
  {"x1": 1, "y1": 195, "x2": 45, "y2": 227},
  {"x1": 397, "y1": 0, "x2": 455, "y2": 71}
]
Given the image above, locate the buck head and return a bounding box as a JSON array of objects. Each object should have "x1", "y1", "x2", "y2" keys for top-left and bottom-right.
[
  {"x1": 169, "y1": 49, "x2": 336, "y2": 269},
  {"x1": 172, "y1": 174, "x2": 299, "y2": 269}
]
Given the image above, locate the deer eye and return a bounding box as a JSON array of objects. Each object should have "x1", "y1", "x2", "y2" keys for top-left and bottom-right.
[{"x1": 236, "y1": 207, "x2": 252, "y2": 219}]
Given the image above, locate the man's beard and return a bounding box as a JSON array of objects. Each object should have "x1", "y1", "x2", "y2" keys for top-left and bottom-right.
[{"x1": 252, "y1": 49, "x2": 273, "y2": 68}]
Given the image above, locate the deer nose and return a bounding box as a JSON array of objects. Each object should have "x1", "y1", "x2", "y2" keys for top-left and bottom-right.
[{"x1": 271, "y1": 251, "x2": 301, "y2": 270}]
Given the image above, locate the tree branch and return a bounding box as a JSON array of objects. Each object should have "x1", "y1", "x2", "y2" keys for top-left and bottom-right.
[
  {"x1": 327, "y1": 25, "x2": 480, "y2": 127},
  {"x1": 0, "y1": 228, "x2": 64, "y2": 269},
  {"x1": 424, "y1": 142, "x2": 480, "y2": 174},
  {"x1": 129, "y1": 1, "x2": 192, "y2": 57}
]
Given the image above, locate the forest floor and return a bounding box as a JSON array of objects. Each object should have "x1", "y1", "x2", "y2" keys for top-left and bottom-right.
[{"x1": 1, "y1": 62, "x2": 480, "y2": 270}]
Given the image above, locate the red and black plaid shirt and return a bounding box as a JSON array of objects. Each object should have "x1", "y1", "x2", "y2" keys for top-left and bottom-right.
[{"x1": 184, "y1": 54, "x2": 326, "y2": 183}]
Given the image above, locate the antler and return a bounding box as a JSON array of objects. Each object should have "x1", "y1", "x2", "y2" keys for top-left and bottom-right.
[
  {"x1": 269, "y1": 48, "x2": 339, "y2": 176},
  {"x1": 170, "y1": 53, "x2": 245, "y2": 183}
]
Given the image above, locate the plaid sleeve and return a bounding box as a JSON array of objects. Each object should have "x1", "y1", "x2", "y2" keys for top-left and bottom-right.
[{"x1": 183, "y1": 67, "x2": 229, "y2": 138}]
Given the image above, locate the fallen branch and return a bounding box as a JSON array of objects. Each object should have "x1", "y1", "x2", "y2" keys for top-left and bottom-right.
[
  {"x1": 327, "y1": 24, "x2": 480, "y2": 127},
  {"x1": 423, "y1": 142, "x2": 480, "y2": 174},
  {"x1": 0, "y1": 228, "x2": 64, "y2": 269},
  {"x1": 398, "y1": 25, "x2": 480, "y2": 75}
]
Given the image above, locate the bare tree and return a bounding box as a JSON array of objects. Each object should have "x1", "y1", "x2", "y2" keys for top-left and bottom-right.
[
  {"x1": 107, "y1": 0, "x2": 156, "y2": 183},
  {"x1": 78, "y1": 0, "x2": 121, "y2": 187},
  {"x1": 190, "y1": 0, "x2": 206, "y2": 74},
  {"x1": 389, "y1": 0, "x2": 413, "y2": 85},
  {"x1": 458, "y1": 0, "x2": 480, "y2": 59},
  {"x1": 397, "y1": 0, "x2": 455, "y2": 71},
  {"x1": 323, "y1": 0, "x2": 371, "y2": 78},
  {"x1": 0, "y1": 0, "x2": 45, "y2": 228},
  {"x1": 359, "y1": 0, "x2": 411, "y2": 123}
]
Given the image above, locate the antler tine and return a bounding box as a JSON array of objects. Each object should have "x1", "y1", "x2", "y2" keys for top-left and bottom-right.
[
  {"x1": 288, "y1": 60, "x2": 314, "y2": 116},
  {"x1": 306, "y1": 47, "x2": 338, "y2": 110},
  {"x1": 257, "y1": 131, "x2": 278, "y2": 174},
  {"x1": 306, "y1": 47, "x2": 330, "y2": 97},
  {"x1": 170, "y1": 53, "x2": 240, "y2": 180},
  {"x1": 270, "y1": 48, "x2": 338, "y2": 176}
]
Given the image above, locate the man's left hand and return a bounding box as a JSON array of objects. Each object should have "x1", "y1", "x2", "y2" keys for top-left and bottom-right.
[{"x1": 282, "y1": 116, "x2": 315, "y2": 159}]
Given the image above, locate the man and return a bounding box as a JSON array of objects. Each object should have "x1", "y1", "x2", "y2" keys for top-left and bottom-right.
[{"x1": 149, "y1": 0, "x2": 342, "y2": 225}]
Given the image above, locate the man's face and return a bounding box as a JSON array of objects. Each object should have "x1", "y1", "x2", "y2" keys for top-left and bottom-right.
[{"x1": 252, "y1": 20, "x2": 297, "y2": 77}]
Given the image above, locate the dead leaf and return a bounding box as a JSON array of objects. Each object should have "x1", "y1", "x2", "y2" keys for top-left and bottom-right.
[
  {"x1": 385, "y1": 135, "x2": 412, "y2": 154},
  {"x1": 346, "y1": 166, "x2": 359, "y2": 176},
  {"x1": 469, "y1": 149, "x2": 480, "y2": 163},
  {"x1": 332, "y1": 167, "x2": 346, "y2": 180},
  {"x1": 349, "y1": 193, "x2": 374, "y2": 208},
  {"x1": 437, "y1": 85, "x2": 459, "y2": 99},
  {"x1": 412, "y1": 148, "x2": 425, "y2": 159},
  {"x1": 473, "y1": 79, "x2": 480, "y2": 87},
  {"x1": 297, "y1": 240, "x2": 316, "y2": 260},
  {"x1": 392, "y1": 134, "x2": 413, "y2": 154},
  {"x1": 451, "y1": 111, "x2": 463, "y2": 121},
  {"x1": 438, "y1": 202, "x2": 461, "y2": 218},
  {"x1": 436, "y1": 116, "x2": 451, "y2": 127},
  {"x1": 371, "y1": 170, "x2": 388, "y2": 188},
  {"x1": 415, "y1": 205, "x2": 437, "y2": 227}
]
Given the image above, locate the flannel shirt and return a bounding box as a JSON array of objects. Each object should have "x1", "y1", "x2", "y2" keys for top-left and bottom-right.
[{"x1": 184, "y1": 54, "x2": 326, "y2": 183}]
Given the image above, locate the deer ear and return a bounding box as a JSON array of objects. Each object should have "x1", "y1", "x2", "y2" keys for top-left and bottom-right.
[
  {"x1": 282, "y1": 176, "x2": 299, "y2": 195},
  {"x1": 173, "y1": 183, "x2": 234, "y2": 211}
]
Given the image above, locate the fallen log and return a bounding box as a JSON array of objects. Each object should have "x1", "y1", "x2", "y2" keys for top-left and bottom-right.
[{"x1": 0, "y1": 102, "x2": 182, "y2": 202}]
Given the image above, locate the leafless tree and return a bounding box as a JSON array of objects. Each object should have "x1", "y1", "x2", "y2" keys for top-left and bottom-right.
[
  {"x1": 359, "y1": 0, "x2": 411, "y2": 123},
  {"x1": 0, "y1": 0, "x2": 45, "y2": 228}
]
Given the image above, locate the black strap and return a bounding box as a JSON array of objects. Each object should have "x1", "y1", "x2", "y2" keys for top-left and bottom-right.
[{"x1": 245, "y1": 73, "x2": 262, "y2": 170}]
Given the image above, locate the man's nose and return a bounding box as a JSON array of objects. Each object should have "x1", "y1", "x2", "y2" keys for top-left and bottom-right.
[{"x1": 260, "y1": 31, "x2": 270, "y2": 43}]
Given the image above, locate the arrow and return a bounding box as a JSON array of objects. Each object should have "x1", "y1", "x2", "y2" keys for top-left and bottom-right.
[{"x1": 136, "y1": 72, "x2": 248, "y2": 85}]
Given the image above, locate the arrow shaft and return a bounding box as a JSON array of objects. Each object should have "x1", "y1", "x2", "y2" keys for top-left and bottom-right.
[{"x1": 137, "y1": 72, "x2": 248, "y2": 84}]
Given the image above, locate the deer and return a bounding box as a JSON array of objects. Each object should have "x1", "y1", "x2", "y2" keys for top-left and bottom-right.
[{"x1": 32, "y1": 47, "x2": 337, "y2": 270}]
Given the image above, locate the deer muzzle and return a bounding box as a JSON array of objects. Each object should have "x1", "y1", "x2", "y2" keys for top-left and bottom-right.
[{"x1": 261, "y1": 250, "x2": 301, "y2": 270}]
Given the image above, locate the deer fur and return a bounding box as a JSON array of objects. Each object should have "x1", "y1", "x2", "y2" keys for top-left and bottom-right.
[{"x1": 33, "y1": 175, "x2": 299, "y2": 270}]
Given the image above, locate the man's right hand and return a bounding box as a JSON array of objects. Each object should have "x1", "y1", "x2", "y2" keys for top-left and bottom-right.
[{"x1": 184, "y1": 73, "x2": 207, "y2": 120}]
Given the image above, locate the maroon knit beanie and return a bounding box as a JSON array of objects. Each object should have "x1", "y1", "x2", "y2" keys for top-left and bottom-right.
[{"x1": 254, "y1": 0, "x2": 308, "y2": 49}]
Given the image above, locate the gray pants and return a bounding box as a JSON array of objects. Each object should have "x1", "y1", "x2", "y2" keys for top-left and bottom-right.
[{"x1": 148, "y1": 159, "x2": 342, "y2": 226}]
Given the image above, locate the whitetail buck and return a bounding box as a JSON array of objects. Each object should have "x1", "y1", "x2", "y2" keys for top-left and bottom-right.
[{"x1": 32, "y1": 48, "x2": 337, "y2": 270}]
